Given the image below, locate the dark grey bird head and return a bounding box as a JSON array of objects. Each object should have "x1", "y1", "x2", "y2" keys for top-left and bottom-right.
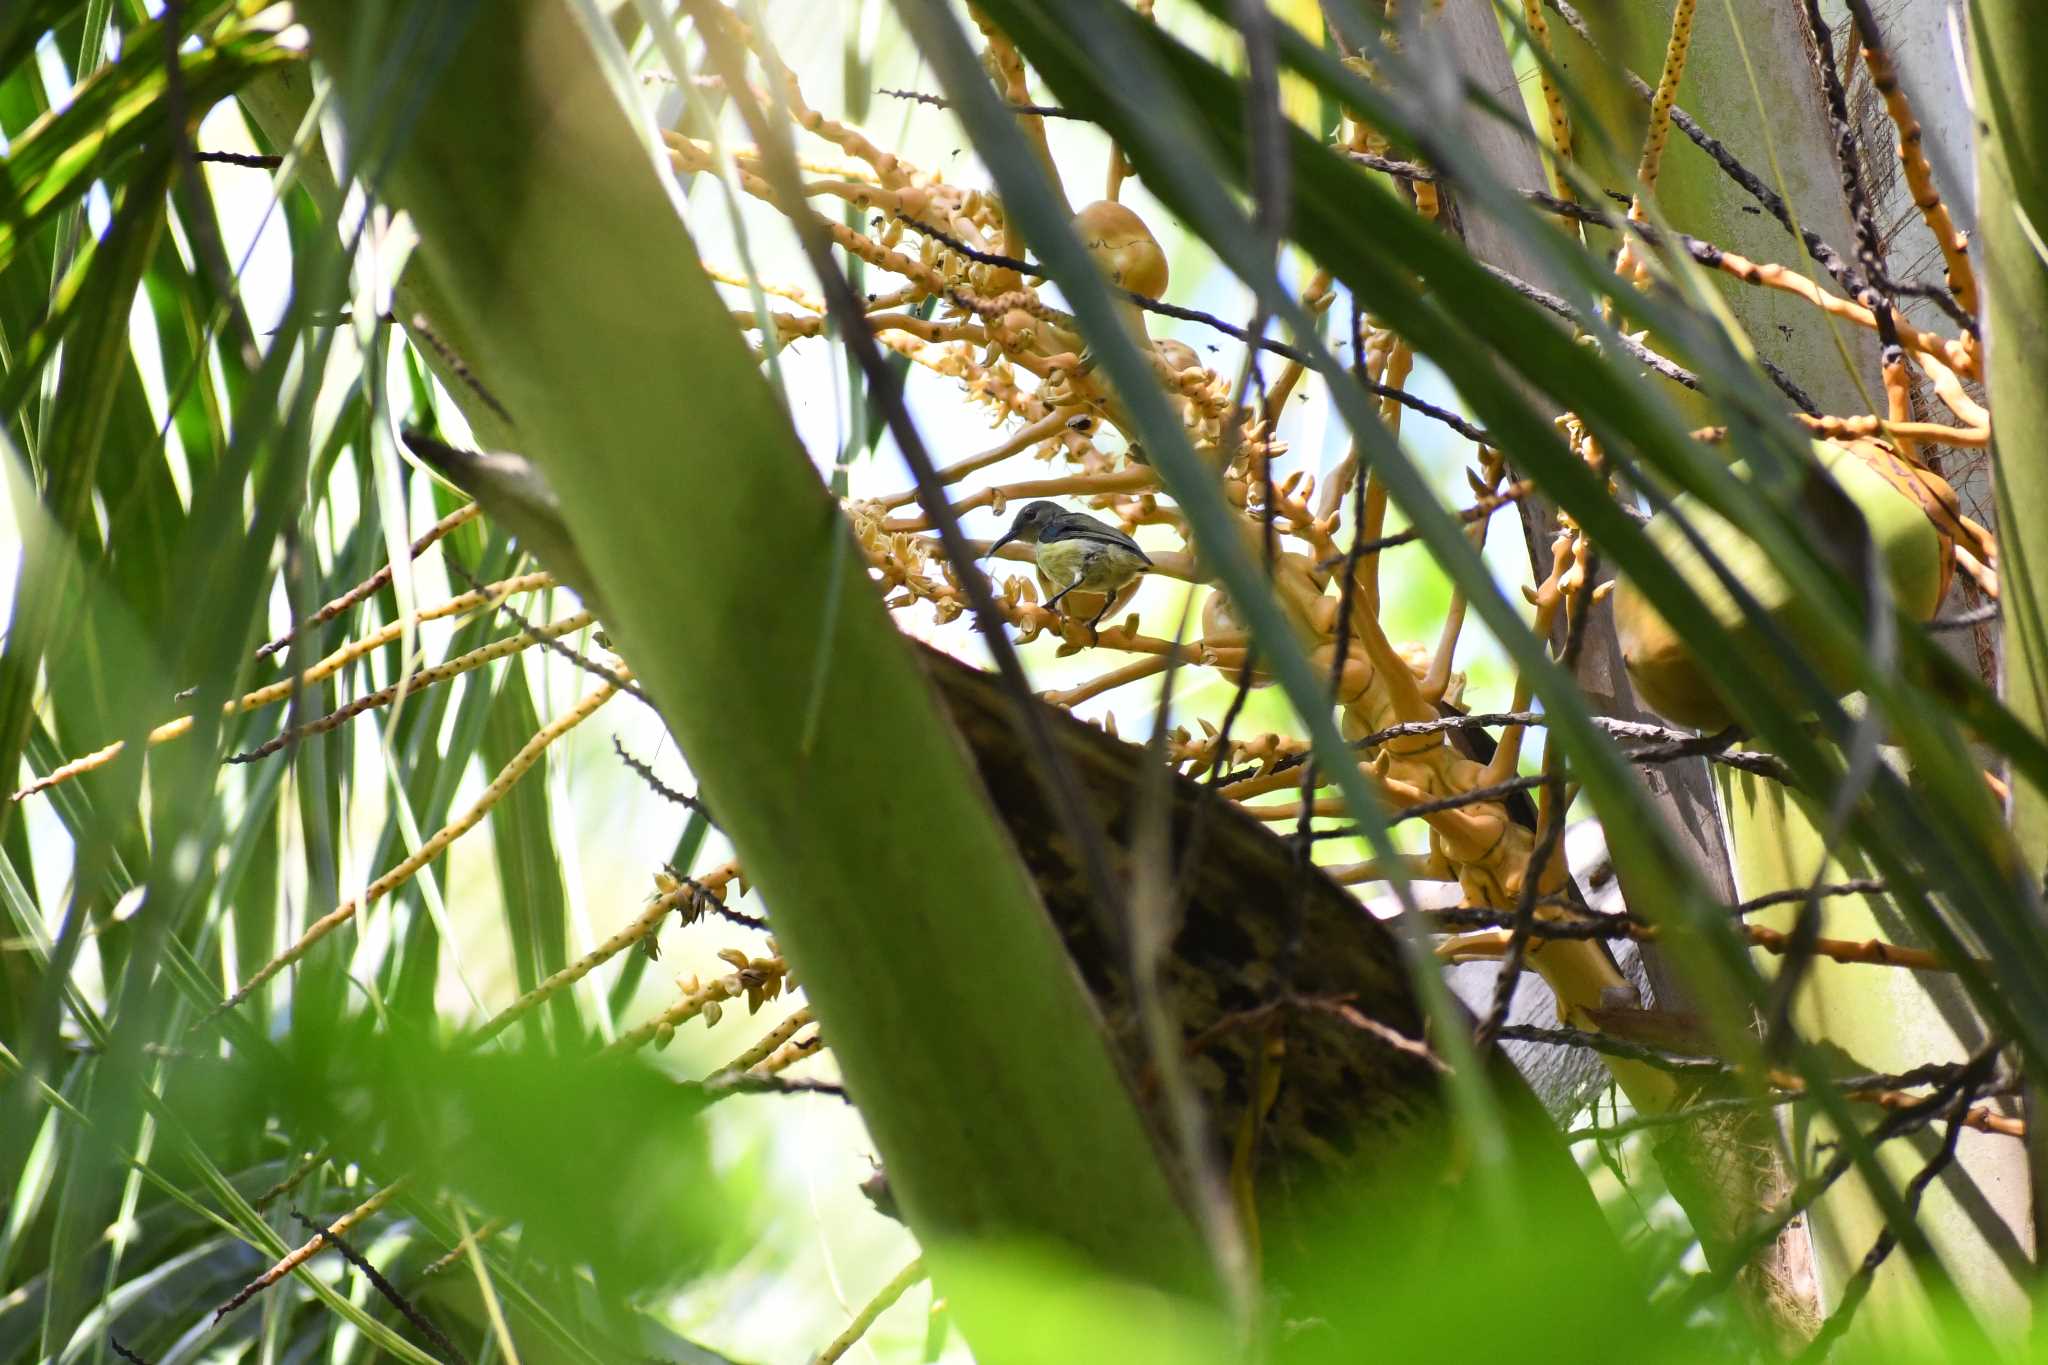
[
  {"x1": 400, "y1": 427, "x2": 610, "y2": 621},
  {"x1": 987, "y1": 500, "x2": 1066, "y2": 556}
]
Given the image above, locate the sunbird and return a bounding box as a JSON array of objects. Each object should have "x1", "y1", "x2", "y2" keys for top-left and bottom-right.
[
  {"x1": 986, "y1": 500, "x2": 1154, "y2": 633},
  {"x1": 397, "y1": 428, "x2": 1588, "y2": 1219}
]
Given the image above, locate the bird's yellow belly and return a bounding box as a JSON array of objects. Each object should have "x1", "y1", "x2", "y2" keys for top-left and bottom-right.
[{"x1": 1037, "y1": 537, "x2": 1145, "y2": 592}]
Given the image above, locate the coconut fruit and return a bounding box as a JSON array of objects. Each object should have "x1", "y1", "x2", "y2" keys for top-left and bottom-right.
[
  {"x1": 1611, "y1": 440, "x2": 1954, "y2": 729},
  {"x1": 1154, "y1": 337, "x2": 1201, "y2": 376},
  {"x1": 1074, "y1": 200, "x2": 1169, "y2": 299}
]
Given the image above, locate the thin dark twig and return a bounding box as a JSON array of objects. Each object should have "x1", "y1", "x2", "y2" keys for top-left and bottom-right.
[
  {"x1": 1520, "y1": 189, "x2": 1827, "y2": 413},
  {"x1": 613, "y1": 737, "x2": 716, "y2": 822},
  {"x1": 1203, "y1": 653, "x2": 1261, "y2": 786},
  {"x1": 1797, "y1": 1050, "x2": 1996, "y2": 1362},
  {"x1": 1137, "y1": 545, "x2": 1240, "y2": 1268},
  {"x1": 1543, "y1": 0, "x2": 1974, "y2": 336},
  {"x1": 1620, "y1": 732, "x2": 1794, "y2": 782},
  {"x1": 1349, "y1": 711, "x2": 1537, "y2": 744},
  {"x1": 1676, "y1": 1057, "x2": 1980, "y2": 1310},
  {"x1": 1928, "y1": 604, "x2": 1997, "y2": 631},
  {"x1": 223, "y1": 606, "x2": 635, "y2": 762},
  {"x1": 292, "y1": 1214, "x2": 469, "y2": 1365},
  {"x1": 1209, "y1": 713, "x2": 1482, "y2": 787},
  {"x1": 1346, "y1": 148, "x2": 1439, "y2": 182},
  {"x1": 1236, "y1": 0, "x2": 1294, "y2": 989},
  {"x1": 1884, "y1": 277, "x2": 1974, "y2": 319},
  {"x1": 1735, "y1": 879, "x2": 1888, "y2": 915},
  {"x1": 417, "y1": 1219, "x2": 509, "y2": 1279},
  {"x1": 1198, "y1": 284, "x2": 1297, "y2": 796},
  {"x1": 1473, "y1": 767, "x2": 1566, "y2": 1052},
  {"x1": 1380, "y1": 169, "x2": 1828, "y2": 413},
  {"x1": 1307, "y1": 301, "x2": 1373, "y2": 835},
  {"x1": 1492, "y1": 1022, "x2": 1728, "y2": 1076},
  {"x1": 109, "y1": 1341, "x2": 152, "y2": 1365},
  {"x1": 194, "y1": 150, "x2": 284, "y2": 168},
  {"x1": 1223, "y1": 713, "x2": 1540, "y2": 785},
  {"x1": 1755, "y1": 355, "x2": 1823, "y2": 418},
  {"x1": 1186, "y1": 990, "x2": 1447, "y2": 1072},
  {"x1": 1801, "y1": 0, "x2": 1902, "y2": 336},
  {"x1": 225, "y1": 664, "x2": 481, "y2": 764},
  {"x1": 693, "y1": 1073, "x2": 850, "y2": 1101},
  {"x1": 253, "y1": 1147, "x2": 331, "y2": 1210},
  {"x1": 1483, "y1": 264, "x2": 1701, "y2": 389},
  {"x1": 1416, "y1": 879, "x2": 1894, "y2": 932},
  {"x1": 1476, "y1": 557, "x2": 1595, "y2": 1053},
  {"x1": 292, "y1": 316, "x2": 510, "y2": 431},
  {"x1": 231, "y1": 589, "x2": 630, "y2": 763},
  {"x1": 894, "y1": 216, "x2": 1035, "y2": 275},
  {"x1": 406, "y1": 312, "x2": 513, "y2": 428},
  {"x1": 693, "y1": 6, "x2": 1132, "y2": 951},
  {"x1": 1215, "y1": 710, "x2": 1786, "y2": 789},
  {"x1": 1170, "y1": 186, "x2": 1301, "y2": 1292},
  {"x1": 1226, "y1": 344, "x2": 1285, "y2": 716},
  {"x1": 877, "y1": 87, "x2": 1090, "y2": 119},
  {"x1": 1307, "y1": 772, "x2": 1551, "y2": 838},
  {"x1": 1420, "y1": 906, "x2": 1621, "y2": 938},
  {"x1": 1348, "y1": 375, "x2": 1492, "y2": 446},
  {"x1": 1836, "y1": 1059, "x2": 1982, "y2": 1092},
  {"x1": 1564, "y1": 1064, "x2": 1973, "y2": 1143},
  {"x1": 254, "y1": 505, "x2": 481, "y2": 660},
  {"x1": 903, "y1": 214, "x2": 1500, "y2": 444},
  {"x1": 1151, "y1": 297, "x2": 1494, "y2": 440},
  {"x1": 443, "y1": 557, "x2": 650, "y2": 704},
  {"x1": 1312, "y1": 489, "x2": 1527, "y2": 565},
  {"x1": 673, "y1": 871, "x2": 767, "y2": 931},
  {"x1": 1753, "y1": 26, "x2": 1901, "y2": 1042}
]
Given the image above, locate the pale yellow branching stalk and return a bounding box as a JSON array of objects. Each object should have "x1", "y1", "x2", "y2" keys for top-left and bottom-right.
[
  {"x1": 1044, "y1": 656, "x2": 1170, "y2": 709},
  {"x1": 203, "y1": 679, "x2": 622, "y2": 1021},
  {"x1": 751, "y1": 1030, "x2": 826, "y2": 1077},
  {"x1": 467, "y1": 879, "x2": 694, "y2": 1047},
  {"x1": 714, "y1": 1006, "x2": 816, "y2": 1075},
  {"x1": 256, "y1": 502, "x2": 484, "y2": 661},
  {"x1": 419, "y1": 1216, "x2": 508, "y2": 1279},
  {"x1": 237, "y1": 613, "x2": 596, "y2": 763},
  {"x1": 1439, "y1": 922, "x2": 1953, "y2": 974},
  {"x1": 212, "y1": 1181, "x2": 408, "y2": 1322},
  {"x1": 882, "y1": 467, "x2": 1160, "y2": 532},
  {"x1": 702, "y1": 264, "x2": 824, "y2": 311},
  {"x1": 1522, "y1": 0, "x2": 1574, "y2": 202},
  {"x1": 12, "y1": 573, "x2": 553, "y2": 802},
  {"x1": 880, "y1": 408, "x2": 1089, "y2": 509},
  {"x1": 602, "y1": 951, "x2": 789, "y2": 1057},
  {"x1": 1615, "y1": 0, "x2": 1697, "y2": 284},
  {"x1": 811, "y1": 1257, "x2": 926, "y2": 1364}
]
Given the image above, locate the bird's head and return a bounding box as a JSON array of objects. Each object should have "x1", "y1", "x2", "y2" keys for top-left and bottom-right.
[{"x1": 987, "y1": 500, "x2": 1065, "y2": 556}]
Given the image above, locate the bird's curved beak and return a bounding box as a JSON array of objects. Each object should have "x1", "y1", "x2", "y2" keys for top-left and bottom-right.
[{"x1": 984, "y1": 528, "x2": 1020, "y2": 561}]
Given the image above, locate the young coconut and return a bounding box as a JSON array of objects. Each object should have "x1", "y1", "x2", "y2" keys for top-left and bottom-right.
[
  {"x1": 1612, "y1": 439, "x2": 1956, "y2": 729},
  {"x1": 1075, "y1": 199, "x2": 1169, "y2": 298},
  {"x1": 1200, "y1": 589, "x2": 1276, "y2": 687},
  {"x1": 1154, "y1": 337, "x2": 1201, "y2": 378},
  {"x1": 1075, "y1": 200, "x2": 1168, "y2": 358}
]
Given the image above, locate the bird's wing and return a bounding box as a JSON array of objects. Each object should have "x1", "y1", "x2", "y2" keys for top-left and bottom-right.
[{"x1": 1041, "y1": 516, "x2": 1153, "y2": 565}]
